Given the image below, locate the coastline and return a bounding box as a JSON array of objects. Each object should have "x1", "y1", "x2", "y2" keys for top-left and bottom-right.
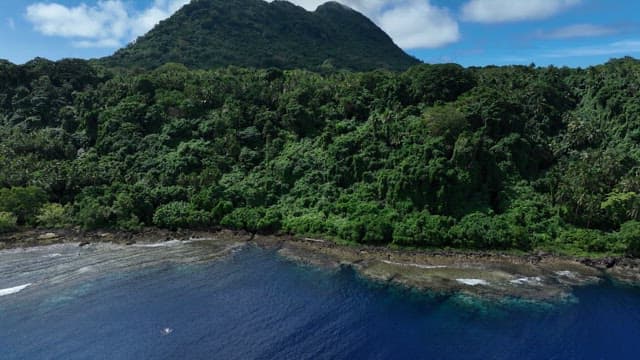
[{"x1": 2, "y1": 228, "x2": 639, "y2": 302}]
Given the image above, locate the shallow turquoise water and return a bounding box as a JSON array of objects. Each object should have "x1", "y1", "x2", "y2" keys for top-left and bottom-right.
[{"x1": 1, "y1": 243, "x2": 639, "y2": 359}]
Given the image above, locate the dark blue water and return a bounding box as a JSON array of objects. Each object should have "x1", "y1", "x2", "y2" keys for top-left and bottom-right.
[{"x1": 1, "y1": 245, "x2": 640, "y2": 360}]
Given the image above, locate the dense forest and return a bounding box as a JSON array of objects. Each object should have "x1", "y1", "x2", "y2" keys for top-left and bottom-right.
[
  {"x1": 103, "y1": 0, "x2": 419, "y2": 71},
  {"x1": 1, "y1": 57, "x2": 639, "y2": 256}
]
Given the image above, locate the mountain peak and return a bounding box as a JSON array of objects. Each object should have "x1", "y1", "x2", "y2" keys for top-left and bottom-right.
[
  {"x1": 102, "y1": 0, "x2": 419, "y2": 71},
  {"x1": 316, "y1": 1, "x2": 355, "y2": 11}
]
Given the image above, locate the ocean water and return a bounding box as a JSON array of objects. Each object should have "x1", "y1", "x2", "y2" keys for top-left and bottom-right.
[{"x1": 1, "y1": 242, "x2": 640, "y2": 360}]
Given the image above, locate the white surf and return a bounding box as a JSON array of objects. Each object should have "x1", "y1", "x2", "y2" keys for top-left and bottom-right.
[
  {"x1": 381, "y1": 260, "x2": 447, "y2": 269},
  {"x1": 456, "y1": 279, "x2": 488, "y2": 286},
  {"x1": 0, "y1": 283, "x2": 32, "y2": 297}
]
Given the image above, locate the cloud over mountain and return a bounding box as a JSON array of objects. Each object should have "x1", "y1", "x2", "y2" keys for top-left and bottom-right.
[
  {"x1": 26, "y1": 0, "x2": 189, "y2": 48},
  {"x1": 26, "y1": 0, "x2": 458, "y2": 49},
  {"x1": 268, "y1": 0, "x2": 459, "y2": 49}
]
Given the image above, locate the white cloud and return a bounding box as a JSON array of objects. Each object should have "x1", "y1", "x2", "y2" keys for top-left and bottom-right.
[
  {"x1": 26, "y1": 1, "x2": 128, "y2": 39},
  {"x1": 26, "y1": 0, "x2": 459, "y2": 50},
  {"x1": 130, "y1": 0, "x2": 190, "y2": 38},
  {"x1": 543, "y1": 39, "x2": 640, "y2": 58},
  {"x1": 73, "y1": 38, "x2": 123, "y2": 48},
  {"x1": 268, "y1": 0, "x2": 460, "y2": 49},
  {"x1": 461, "y1": 0, "x2": 581, "y2": 23},
  {"x1": 7, "y1": 18, "x2": 16, "y2": 30},
  {"x1": 277, "y1": 0, "x2": 388, "y2": 14},
  {"x1": 377, "y1": 1, "x2": 459, "y2": 48},
  {"x1": 26, "y1": 0, "x2": 190, "y2": 48},
  {"x1": 537, "y1": 24, "x2": 618, "y2": 39}
]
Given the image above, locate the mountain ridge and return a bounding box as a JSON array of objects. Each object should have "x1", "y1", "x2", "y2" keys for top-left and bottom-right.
[{"x1": 101, "y1": 0, "x2": 420, "y2": 71}]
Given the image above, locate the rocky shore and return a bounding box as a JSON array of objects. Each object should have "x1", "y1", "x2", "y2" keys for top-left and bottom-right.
[
  {"x1": 268, "y1": 238, "x2": 640, "y2": 302},
  {"x1": 2, "y1": 228, "x2": 639, "y2": 302}
]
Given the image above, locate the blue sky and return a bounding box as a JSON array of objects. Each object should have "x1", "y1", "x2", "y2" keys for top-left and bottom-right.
[{"x1": 1, "y1": 0, "x2": 639, "y2": 67}]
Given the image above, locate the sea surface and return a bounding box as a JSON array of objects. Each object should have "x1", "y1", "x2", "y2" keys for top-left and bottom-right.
[{"x1": 1, "y1": 240, "x2": 640, "y2": 360}]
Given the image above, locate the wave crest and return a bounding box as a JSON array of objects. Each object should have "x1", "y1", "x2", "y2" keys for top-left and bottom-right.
[{"x1": 0, "y1": 283, "x2": 32, "y2": 297}]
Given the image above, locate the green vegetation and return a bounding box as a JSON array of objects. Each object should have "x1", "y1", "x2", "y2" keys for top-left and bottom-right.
[
  {"x1": 0, "y1": 187, "x2": 47, "y2": 225},
  {"x1": 1, "y1": 56, "x2": 640, "y2": 257},
  {"x1": 0, "y1": 212, "x2": 17, "y2": 233},
  {"x1": 102, "y1": 0, "x2": 419, "y2": 71},
  {"x1": 153, "y1": 201, "x2": 211, "y2": 230},
  {"x1": 36, "y1": 203, "x2": 71, "y2": 229}
]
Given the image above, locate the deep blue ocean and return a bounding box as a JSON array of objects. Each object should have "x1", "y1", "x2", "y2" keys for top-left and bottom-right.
[{"x1": 1, "y1": 242, "x2": 640, "y2": 360}]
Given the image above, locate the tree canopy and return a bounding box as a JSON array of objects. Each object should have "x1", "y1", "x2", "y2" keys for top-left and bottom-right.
[{"x1": 1, "y1": 57, "x2": 640, "y2": 256}]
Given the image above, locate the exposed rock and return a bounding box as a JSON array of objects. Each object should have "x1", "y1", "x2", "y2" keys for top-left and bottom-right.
[
  {"x1": 581, "y1": 257, "x2": 618, "y2": 269},
  {"x1": 605, "y1": 258, "x2": 617, "y2": 269},
  {"x1": 527, "y1": 255, "x2": 542, "y2": 264},
  {"x1": 272, "y1": 237, "x2": 608, "y2": 302},
  {"x1": 580, "y1": 258, "x2": 596, "y2": 267},
  {"x1": 1, "y1": 228, "x2": 638, "y2": 302},
  {"x1": 38, "y1": 233, "x2": 59, "y2": 240}
]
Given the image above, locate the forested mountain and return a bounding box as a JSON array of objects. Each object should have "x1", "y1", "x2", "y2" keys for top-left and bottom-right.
[
  {"x1": 1, "y1": 57, "x2": 640, "y2": 256},
  {"x1": 102, "y1": 0, "x2": 420, "y2": 71}
]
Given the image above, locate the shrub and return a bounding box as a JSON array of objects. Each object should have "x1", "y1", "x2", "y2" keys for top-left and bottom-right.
[
  {"x1": 221, "y1": 207, "x2": 284, "y2": 234},
  {"x1": 73, "y1": 197, "x2": 112, "y2": 230},
  {"x1": 282, "y1": 211, "x2": 327, "y2": 235},
  {"x1": 0, "y1": 212, "x2": 17, "y2": 233},
  {"x1": 111, "y1": 193, "x2": 143, "y2": 231},
  {"x1": 36, "y1": 203, "x2": 70, "y2": 228},
  {"x1": 72, "y1": 188, "x2": 143, "y2": 230},
  {"x1": 191, "y1": 186, "x2": 223, "y2": 211},
  {"x1": 557, "y1": 228, "x2": 610, "y2": 253},
  {"x1": 601, "y1": 192, "x2": 640, "y2": 227},
  {"x1": 359, "y1": 213, "x2": 394, "y2": 244},
  {"x1": 331, "y1": 209, "x2": 397, "y2": 245},
  {"x1": 153, "y1": 201, "x2": 211, "y2": 230},
  {"x1": 450, "y1": 212, "x2": 530, "y2": 250},
  {"x1": 221, "y1": 207, "x2": 258, "y2": 232},
  {"x1": 211, "y1": 200, "x2": 234, "y2": 223},
  {"x1": 256, "y1": 207, "x2": 282, "y2": 233},
  {"x1": 393, "y1": 211, "x2": 454, "y2": 247},
  {"x1": 283, "y1": 210, "x2": 395, "y2": 244},
  {"x1": 619, "y1": 221, "x2": 640, "y2": 257},
  {"x1": 0, "y1": 187, "x2": 48, "y2": 225},
  {"x1": 335, "y1": 218, "x2": 363, "y2": 243}
]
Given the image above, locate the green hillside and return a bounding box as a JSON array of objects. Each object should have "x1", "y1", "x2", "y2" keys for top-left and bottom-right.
[
  {"x1": 1, "y1": 57, "x2": 640, "y2": 256},
  {"x1": 102, "y1": 0, "x2": 420, "y2": 71}
]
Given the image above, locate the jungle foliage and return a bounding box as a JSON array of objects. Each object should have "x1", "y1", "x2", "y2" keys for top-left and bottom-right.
[{"x1": 1, "y1": 57, "x2": 640, "y2": 256}]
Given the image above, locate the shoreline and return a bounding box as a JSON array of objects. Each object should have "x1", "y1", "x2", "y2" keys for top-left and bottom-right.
[{"x1": 2, "y1": 228, "x2": 639, "y2": 302}]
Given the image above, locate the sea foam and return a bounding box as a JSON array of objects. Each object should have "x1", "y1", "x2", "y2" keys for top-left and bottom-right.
[
  {"x1": 510, "y1": 277, "x2": 543, "y2": 286},
  {"x1": 456, "y1": 279, "x2": 489, "y2": 286},
  {"x1": 381, "y1": 260, "x2": 447, "y2": 269},
  {"x1": 555, "y1": 271, "x2": 576, "y2": 278},
  {"x1": 0, "y1": 283, "x2": 32, "y2": 297},
  {"x1": 134, "y1": 240, "x2": 183, "y2": 248}
]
